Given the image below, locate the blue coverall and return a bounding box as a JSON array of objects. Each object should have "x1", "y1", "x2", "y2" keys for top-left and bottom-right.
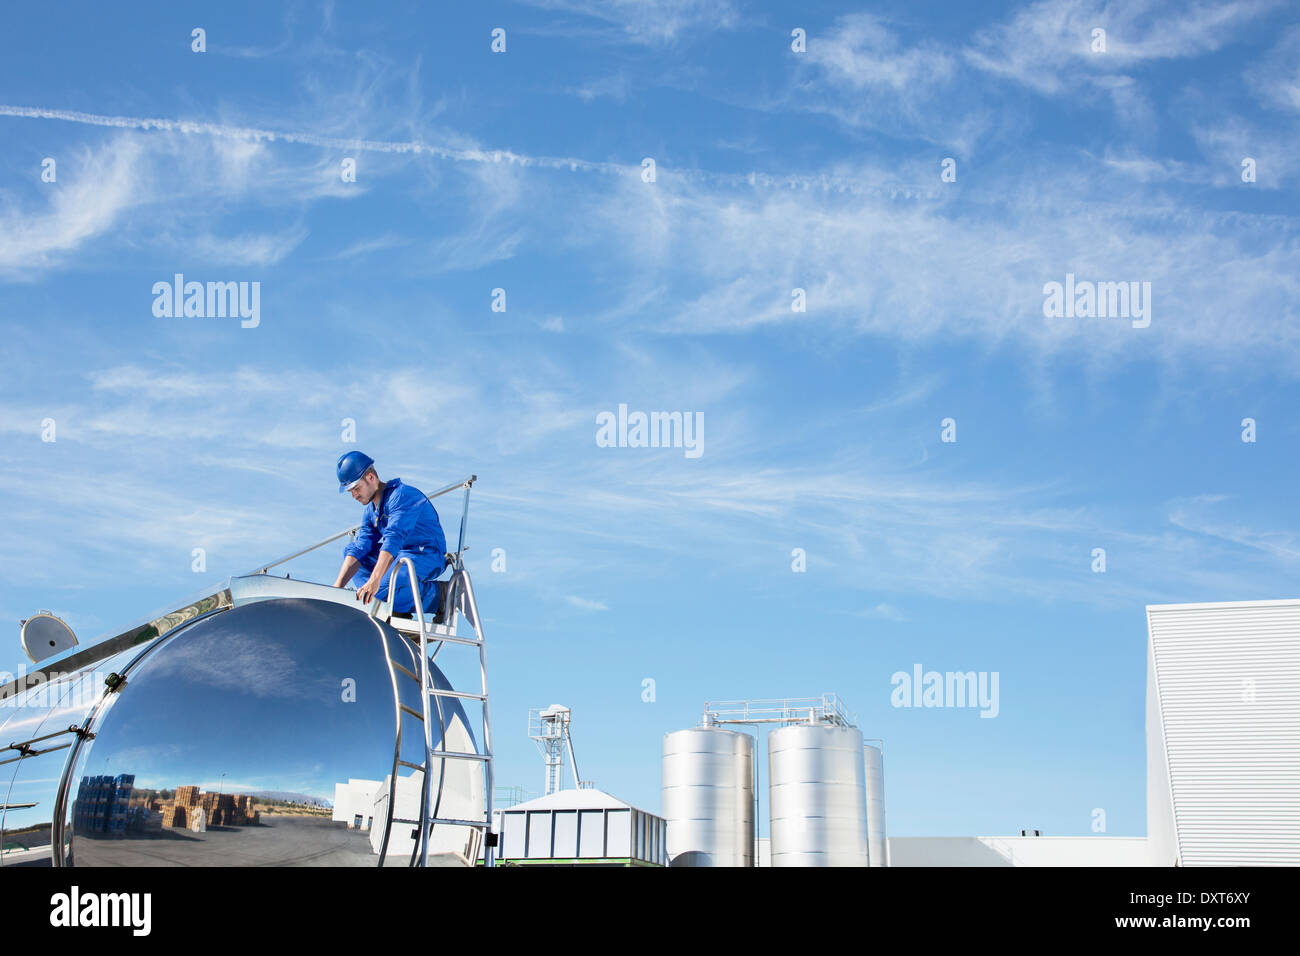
[{"x1": 343, "y1": 477, "x2": 447, "y2": 615}]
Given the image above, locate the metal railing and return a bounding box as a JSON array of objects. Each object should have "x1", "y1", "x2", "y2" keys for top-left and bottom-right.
[
  {"x1": 701, "y1": 693, "x2": 856, "y2": 728},
  {"x1": 247, "y1": 474, "x2": 477, "y2": 576}
]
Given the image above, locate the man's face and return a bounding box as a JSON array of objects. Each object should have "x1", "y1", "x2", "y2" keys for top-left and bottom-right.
[{"x1": 350, "y1": 470, "x2": 378, "y2": 505}]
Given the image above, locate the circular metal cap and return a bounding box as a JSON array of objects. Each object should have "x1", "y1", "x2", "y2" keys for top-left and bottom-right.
[{"x1": 20, "y1": 611, "x2": 78, "y2": 664}]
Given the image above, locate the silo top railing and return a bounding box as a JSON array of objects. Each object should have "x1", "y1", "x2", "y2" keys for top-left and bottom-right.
[{"x1": 701, "y1": 693, "x2": 856, "y2": 728}]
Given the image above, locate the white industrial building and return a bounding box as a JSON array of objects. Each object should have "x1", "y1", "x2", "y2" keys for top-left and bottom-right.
[
  {"x1": 496, "y1": 788, "x2": 667, "y2": 866},
  {"x1": 1145, "y1": 599, "x2": 1300, "y2": 866}
]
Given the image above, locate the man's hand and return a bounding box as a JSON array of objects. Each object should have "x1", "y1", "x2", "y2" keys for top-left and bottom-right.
[
  {"x1": 359, "y1": 550, "x2": 396, "y2": 606},
  {"x1": 356, "y1": 576, "x2": 380, "y2": 605}
]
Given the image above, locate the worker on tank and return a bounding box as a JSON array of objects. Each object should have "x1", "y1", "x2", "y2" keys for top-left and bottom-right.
[{"x1": 332, "y1": 451, "x2": 447, "y2": 616}]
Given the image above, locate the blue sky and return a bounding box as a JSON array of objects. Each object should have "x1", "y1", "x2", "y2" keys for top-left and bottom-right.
[{"x1": 2, "y1": 0, "x2": 1299, "y2": 839}]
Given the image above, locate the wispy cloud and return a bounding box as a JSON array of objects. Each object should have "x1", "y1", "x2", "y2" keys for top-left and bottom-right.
[
  {"x1": 519, "y1": 0, "x2": 741, "y2": 46},
  {"x1": 1168, "y1": 495, "x2": 1300, "y2": 563},
  {"x1": 565, "y1": 595, "x2": 608, "y2": 611},
  {"x1": 1246, "y1": 24, "x2": 1300, "y2": 111},
  {"x1": 189, "y1": 226, "x2": 310, "y2": 266},
  {"x1": 0, "y1": 138, "x2": 142, "y2": 277},
  {"x1": 965, "y1": 0, "x2": 1278, "y2": 94},
  {"x1": 862, "y1": 602, "x2": 908, "y2": 622}
]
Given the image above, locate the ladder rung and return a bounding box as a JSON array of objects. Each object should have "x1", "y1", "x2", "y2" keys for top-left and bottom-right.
[
  {"x1": 428, "y1": 634, "x2": 483, "y2": 647},
  {"x1": 392, "y1": 816, "x2": 487, "y2": 828},
  {"x1": 429, "y1": 689, "x2": 485, "y2": 701},
  {"x1": 429, "y1": 750, "x2": 489, "y2": 761},
  {"x1": 428, "y1": 816, "x2": 490, "y2": 828},
  {"x1": 399, "y1": 704, "x2": 424, "y2": 720},
  {"x1": 397, "y1": 759, "x2": 424, "y2": 771},
  {"x1": 391, "y1": 662, "x2": 420, "y2": 682},
  {"x1": 388, "y1": 620, "x2": 482, "y2": 647},
  {"x1": 417, "y1": 633, "x2": 483, "y2": 648}
]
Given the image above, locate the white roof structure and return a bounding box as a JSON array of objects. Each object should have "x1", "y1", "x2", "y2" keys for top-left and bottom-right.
[{"x1": 505, "y1": 788, "x2": 644, "y2": 813}]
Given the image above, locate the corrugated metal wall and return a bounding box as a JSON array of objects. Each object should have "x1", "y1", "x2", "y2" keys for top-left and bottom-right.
[{"x1": 1147, "y1": 601, "x2": 1300, "y2": 866}]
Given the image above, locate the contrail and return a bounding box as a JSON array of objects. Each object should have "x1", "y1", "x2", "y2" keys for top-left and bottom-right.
[
  {"x1": 0, "y1": 104, "x2": 618, "y2": 172},
  {"x1": 0, "y1": 104, "x2": 942, "y2": 199}
]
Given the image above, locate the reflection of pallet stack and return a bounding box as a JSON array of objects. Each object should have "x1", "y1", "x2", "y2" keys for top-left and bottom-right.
[
  {"x1": 161, "y1": 805, "x2": 187, "y2": 828},
  {"x1": 161, "y1": 785, "x2": 201, "y2": 829},
  {"x1": 200, "y1": 792, "x2": 220, "y2": 825},
  {"x1": 156, "y1": 786, "x2": 258, "y2": 828},
  {"x1": 73, "y1": 774, "x2": 135, "y2": 836},
  {"x1": 108, "y1": 775, "x2": 134, "y2": 836}
]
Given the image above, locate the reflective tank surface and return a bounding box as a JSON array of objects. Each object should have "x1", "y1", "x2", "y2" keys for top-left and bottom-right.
[
  {"x1": 56, "y1": 597, "x2": 481, "y2": 866},
  {"x1": 662, "y1": 727, "x2": 754, "y2": 867},
  {"x1": 1, "y1": 651, "x2": 135, "y2": 867},
  {"x1": 768, "y1": 723, "x2": 869, "y2": 867},
  {"x1": 864, "y1": 742, "x2": 888, "y2": 866}
]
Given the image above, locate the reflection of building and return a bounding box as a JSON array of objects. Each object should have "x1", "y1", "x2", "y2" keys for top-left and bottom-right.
[
  {"x1": 333, "y1": 779, "x2": 381, "y2": 830},
  {"x1": 354, "y1": 769, "x2": 484, "y2": 864}
]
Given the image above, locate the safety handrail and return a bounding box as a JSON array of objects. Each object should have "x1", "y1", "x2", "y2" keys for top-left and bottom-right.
[{"x1": 247, "y1": 474, "x2": 477, "y2": 575}]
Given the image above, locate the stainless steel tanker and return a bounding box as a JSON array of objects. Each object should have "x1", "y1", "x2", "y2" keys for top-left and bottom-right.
[{"x1": 1, "y1": 476, "x2": 493, "y2": 867}]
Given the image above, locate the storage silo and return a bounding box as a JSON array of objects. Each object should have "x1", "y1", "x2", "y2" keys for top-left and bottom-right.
[
  {"x1": 662, "y1": 728, "x2": 754, "y2": 866},
  {"x1": 768, "y1": 723, "x2": 868, "y2": 866},
  {"x1": 863, "y1": 742, "x2": 888, "y2": 867}
]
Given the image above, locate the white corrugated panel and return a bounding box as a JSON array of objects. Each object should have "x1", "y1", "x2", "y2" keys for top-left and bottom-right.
[
  {"x1": 1147, "y1": 601, "x2": 1300, "y2": 866},
  {"x1": 527, "y1": 811, "x2": 552, "y2": 858},
  {"x1": 501, "y1": 812, "x2": 526, "y2": 858},
  {"x1": 553, "y1": 810, "x2": 579, "y2": 858},
  {"x1": 578, "y1": 809, "x2": 605, "y2": 857},
  {"x1": 606, "y1": 809, "x2": 631, "y2": 857}
]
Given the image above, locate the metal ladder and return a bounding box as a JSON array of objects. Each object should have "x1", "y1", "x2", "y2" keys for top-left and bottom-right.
[{"x1": 368, "y1": 483, "x2": 496, "y2": 867}]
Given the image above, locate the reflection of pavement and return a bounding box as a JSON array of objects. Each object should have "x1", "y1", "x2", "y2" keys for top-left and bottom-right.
[
  {"x1": 72, "y1": 815, "x2": 378, "y2": 867},
  {"x1": 3, "y1": 846, "x2": 52, "y2": 866}
]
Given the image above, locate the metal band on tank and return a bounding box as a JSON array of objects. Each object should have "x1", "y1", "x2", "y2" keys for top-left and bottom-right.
[
  {"x1": 49, "y1": 603, "x2": 235, "y2": 866},
  {"x1": 369, "y1": 613, "x2": 454, "y2": 868},
  {"x1": 369, "y1": 613, "x2": 406, "y2": 867}
]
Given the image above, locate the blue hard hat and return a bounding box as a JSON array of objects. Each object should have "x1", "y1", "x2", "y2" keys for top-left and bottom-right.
[{"x1": 337, "y1": 450, "x2": 375, "y2": 493}]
